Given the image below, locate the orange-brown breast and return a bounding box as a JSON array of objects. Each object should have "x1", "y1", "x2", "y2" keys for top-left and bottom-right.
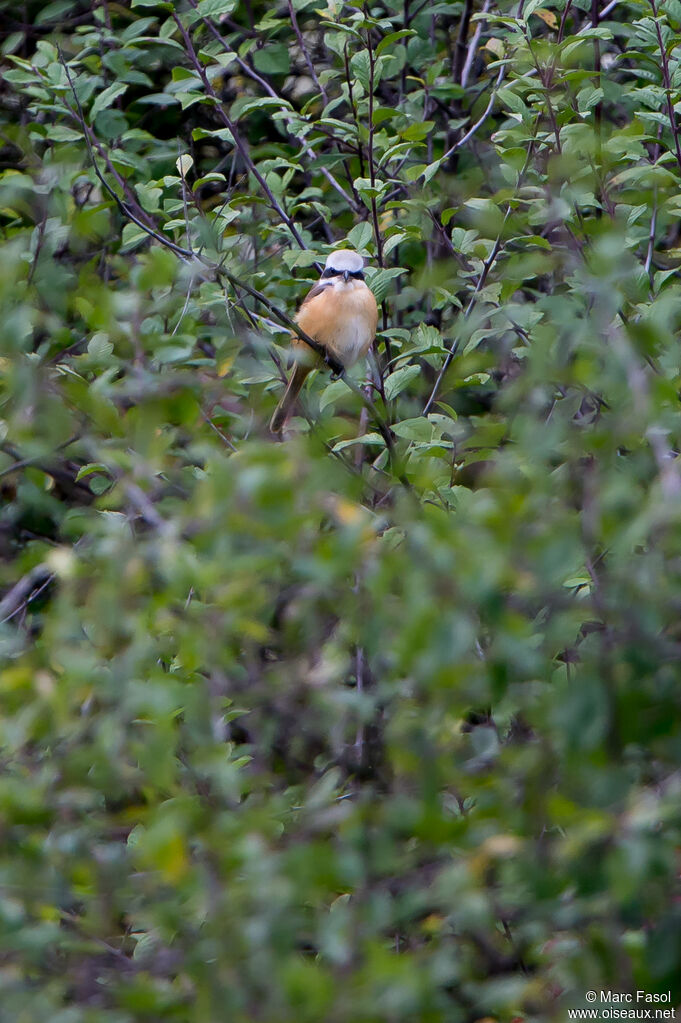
[{"x1": 293, "y1": 280, "x2": 378, "y2": 369}]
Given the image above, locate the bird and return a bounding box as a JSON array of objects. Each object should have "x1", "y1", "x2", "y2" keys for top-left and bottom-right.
[{"x1": 269, "y1": 249, "x2": 378, "y2": 433}]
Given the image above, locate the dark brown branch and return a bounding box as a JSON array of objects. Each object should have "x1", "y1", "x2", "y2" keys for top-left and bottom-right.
[
  {"x1": 424, "y1": 135, "x2": 536, "y2": 413},
  {"x1": 461, "y1": 0, "x2": 492, "y2": 88},
  {"x1": 344, "y1": 42, "x2": 366, "y2": 178},
  {"x1": 592, "y1": 0, "x2": 602, "y2": 163},
  {"x1": 649, "y1": 0, "x2": 681, "y2": 175},
  {"x1": 0, "y1": 564, "x2": 54, "y2": 625},
  {"x1": 183, "y1": 0, "x2": 357, "y2": 211},
  {"x1": 286, "y1": 0, "x2": 328, "y2": 104},
  {"x1": 440, "y1": 65, "x2": 506, "y2": 163},
  {"x1": 453, "y1": 0, "x2": 474, "y2": 85},
  {"x1": 172, "y1": 12, "x2": 309, "y2": 251},
  {"x1": 365, "y1": 19, "x2": 384, "y2": 268}
]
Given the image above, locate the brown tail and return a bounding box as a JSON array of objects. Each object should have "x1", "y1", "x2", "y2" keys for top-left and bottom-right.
[{"x1": 270, "y1": 363, "x2": 310, "y2": 433}]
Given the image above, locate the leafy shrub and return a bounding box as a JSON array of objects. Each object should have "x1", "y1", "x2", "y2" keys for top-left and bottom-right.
[{"x1": 0, "y1": 0, "x2": 680, "y2": 1018}]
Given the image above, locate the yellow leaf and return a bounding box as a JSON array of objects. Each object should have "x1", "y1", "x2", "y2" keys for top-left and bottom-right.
[
  {"x1": 533, "y1": 7, "x2": 558, "y2": 28},
  {"x1": 218, "y1": 355, "x2": 235, "y2": 378},
  {"x1": 176, "y1": 153, "x2": 194, "y2": 178},
  {"x1": 422, "y1": 913, "x2": 445, "y2": 935},
  {"x1": 157, "y1": 833, "x2": 189, "y2": 883},
  {"x1": 480, "y1": 834, "x2": 522, "y2": 858},
  {"x1": 39, "y1": 904, "x2": 61, "y2": 922},
  {"x1": 485, "y1": 37, "x2": 504, "y2": 58},
  {"x1": 332, "y1": 497, "x2": 364, "y2": 526}
]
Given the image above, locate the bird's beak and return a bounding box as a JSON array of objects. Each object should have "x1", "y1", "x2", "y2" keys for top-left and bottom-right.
[{"x1": 343, "y1": 270, "x2": 350, "y2": 282}]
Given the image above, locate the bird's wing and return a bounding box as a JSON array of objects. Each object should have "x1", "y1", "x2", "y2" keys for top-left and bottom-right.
[{"x1": 299, "y1": 280, "x2": 333, "y2": 307}]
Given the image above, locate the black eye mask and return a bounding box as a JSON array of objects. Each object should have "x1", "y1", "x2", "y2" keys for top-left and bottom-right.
[{"x1": 321, "y1": 267, "x2": 365, "y2": 280}]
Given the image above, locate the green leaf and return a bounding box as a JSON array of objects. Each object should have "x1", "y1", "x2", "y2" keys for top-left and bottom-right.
[
  {"x1": 75, "y1": 462, "x2": 111, "y2": 482},
  {"x1": 376, "y1": 30, "x2": 417, "y2": 57},
  {"x1": 319, "y1": 378, "x2": 349, "y2": 411},
  {"x1": 401, "y1": 120, "x2": 435, "y2": 141},
  {"x1": 421, "y1": 160, "x2": 442, "y2": 185},
  {"x1": 577, "y1": 86, "x2": 604, "y2": 114},
  {"x1": 135, "y1": 183, "x2": 162, "y2": 212},
  {"x1": 497, "y1": 87, "x2": 527, "y2": 116},
  {"x1": 121, "y1": 222, "x2": 149, "y2": 252},
  {"x1": 333, "y1": 432, "x2": 385, "y2": 451},
  {"x1": 345, "y1": 222, "x2": 373, "y2": 252},
  {"x1": 392, "y1": 417, "x2": 433, "y2": 441},
  {"x1": 253, "y1": 43, "x2": 290, "y2": 75},
  {"x1": 523, "y1": 0, "x2": 548, "y2": 19},
  {"x1": 350, "y1": 49, "x2": 371, "y2": 92},
  {"x1": 94, "y1": 108, "x2": 128, "y2": 139},
  {"x1": 48, "y1": 125, "x2": 83, "y2": 142},
  {"x1": 198, "y1": 0, "x2": 237, "y2": 15},
  {"x1": 230, "y1": 95, "x2": 291, "y2": 118},
  {"x1": 87, "y1": 333, "x2": 114, "y2": 360},
  {"x1": 282, "y1": 249, "x2": 321, "y2": 269},
  {"x1": 88, "y1": 474, "x2": 114, "y2": 495},
  {"x1": 366, "y1": 267, "x2": 407, "y2": 303},
  {"x1": 353, "y1": 177, "x2": 388, "y2": 202},
  {"x1": 372, "y1": 106, "x2": 400, "y2": 126},
  {"x1": 384, "y1": 364, "x2": 421, "y2": 400},
  {"x1": 90, "y1": 82, "x2": 128, "y2": 121}
]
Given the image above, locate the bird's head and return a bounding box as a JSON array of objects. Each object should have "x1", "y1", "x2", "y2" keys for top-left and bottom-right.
[{"x1": 321, "y1": 249, "x2": 365, "y2": 285}]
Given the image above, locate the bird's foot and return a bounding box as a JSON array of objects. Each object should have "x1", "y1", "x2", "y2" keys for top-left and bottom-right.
[{"x1": 324, "y1": 353, "x2": 345, "y2": 378}]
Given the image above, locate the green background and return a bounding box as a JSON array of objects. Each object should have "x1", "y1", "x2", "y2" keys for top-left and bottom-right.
[{"x1": 0, "y1": 0, "x2": 680, "y2": 1018}]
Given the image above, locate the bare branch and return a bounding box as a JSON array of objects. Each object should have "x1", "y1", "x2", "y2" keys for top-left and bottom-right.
[
  {"x1": 461, "y1": 0, "x2": 491, "y2": 88},
  {"x1": 0, "y1": 564, "x2": 54, "y2": 625},
  {"x1": 183, "y1": 0, "x2": 357, "y2": 211},
  {"x1": 440, "y1": 65, "x2": 506, "y2": 163},
  {"x1": 649, "y1": 0, "x2": 681, "y2": 175},
  {"x1": 453, "y1": 0, "x2": 474, "y2": 85},
  {"x1": 171, "y1": 12, "x2": 310, "y2": 251},
  {"x1": 365, "y1": 18, "x2": 384, "y2": 268},
  {"x1": 286, "y1": 0, "x2": 328, "y2": 104}
]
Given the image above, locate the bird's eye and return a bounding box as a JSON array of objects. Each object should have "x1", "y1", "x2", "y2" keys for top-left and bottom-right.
[{"x1": 322, "y1": 267, "x2": 337, "y2": 278}]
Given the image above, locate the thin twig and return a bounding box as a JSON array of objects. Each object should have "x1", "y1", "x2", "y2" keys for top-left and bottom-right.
[
  {"x1": 172, "y1": 13, "x2": 310, "y2": 251},
  {"x1": 557, "y1": 0, "x2": 573, "y2": 43},
  {"x1": 423, "y1": 232, "x2": 502, "y2": 415},
  {"x1": 453, "y1": 0, "x2": 474, "y2": 84},
  {"x1": 184, "y1": 0, "x2": 356, "y2": 210},
  {"x1": 365, "y1": 17, "x2": 384, "y2": 267},
  {"x1": 0, "y1": 565, "x2": 54, "y2": 625},
  {"x1": 201, "y1": 408, "x2": 238, "y2": 451},
  {"x1": 440, "y1": 65, "x2": 506, "y2": 163},
  {"x1": 645, "y1": 125, "x2": 662, "y2": 285},
  {"x1": 592, "y1": 0, "x2": 602, "y2": 164},
  {"x1": 286, "y1": 0, "x2": 328, "y2": 103},
  {"x1": 423, "y1": 138, "x2": 536, "y2": 414},
  {"x1": 344, "y1": 41, "x2": 366, "y2": 178},
  {"x1": 354, "y1": 645, "x2": 365, "y2": 759},
  {"x1": 461, "y1": 0, "x2": 491, "y2": 88},
  {"x1": 649, "y1": 0, "x2": 681, "y2": 175},
  {"x1": 124, "y1": 481, "x2": 171, "y2": 534},
  {"x1": 171, "y1": 274, "x2": 196, "y2": 337},
  {"x1": 0, "y1": 434, "x2": 80, "y2": 480}
]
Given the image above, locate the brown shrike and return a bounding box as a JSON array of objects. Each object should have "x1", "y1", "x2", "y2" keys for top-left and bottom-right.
[{"x1": 269, "y1": 249, "x2": 378, "y2": 433}]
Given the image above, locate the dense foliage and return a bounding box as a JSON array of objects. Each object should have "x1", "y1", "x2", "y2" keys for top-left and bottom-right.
[{"x1": 1, "y1": 0, "x2": 681, "y2": 1018}]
